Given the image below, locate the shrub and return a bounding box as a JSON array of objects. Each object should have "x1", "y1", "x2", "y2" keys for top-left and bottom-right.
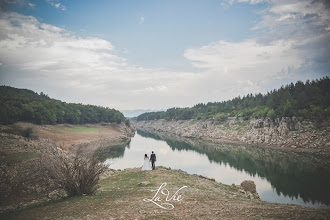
[
  {"x1": 39, "y1": 144, "x2": 107, "y2": 197},
  {"x1": 3, "y1": 124, "x2": 37, "y2": 139},
  {"x1": 22, "y1": 127, "x2": 35, "y2": 138},
  {"x1": 267, "y1": 109, "x2": 276, "y2": 119},
  {"x1": 214, "y1": 112, "x2": 227, "y2": 121}
]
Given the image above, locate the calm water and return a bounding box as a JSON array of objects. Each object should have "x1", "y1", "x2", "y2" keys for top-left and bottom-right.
[{"x1": 104, "y1": 130, "x2": 330, "y2": 207}]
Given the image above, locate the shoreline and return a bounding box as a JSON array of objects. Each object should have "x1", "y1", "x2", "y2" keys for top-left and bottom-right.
[
  {"x1": 137, "y1": 126, "x2": 328, "y2": 155},
  {"x1": 134, "y1": 118, "x2": 330, "y2": 155},
  {"x1": 104, "y1": 165, "x2": 330, "y2": 208}
]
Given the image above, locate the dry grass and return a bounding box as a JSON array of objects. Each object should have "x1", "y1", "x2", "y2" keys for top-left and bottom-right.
[{"x1": 2, "y1": 167, "x2": 329, "y2": 219}]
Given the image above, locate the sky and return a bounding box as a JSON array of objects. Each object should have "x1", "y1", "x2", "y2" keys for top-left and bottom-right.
[{"x1": 0, "y1": 0, "x2": 329, "y2": 111}]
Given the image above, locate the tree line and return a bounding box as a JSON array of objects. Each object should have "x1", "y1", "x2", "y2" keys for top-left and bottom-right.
[
  {"x1": 0, "y1": 86, "x2": 125, "y2": 125},
  {"x1": 137, "y1": 77, "x2": 330, "y2": 121}
]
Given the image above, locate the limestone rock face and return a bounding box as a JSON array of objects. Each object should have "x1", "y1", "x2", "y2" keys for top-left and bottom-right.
[
  {"x1": 134, "y1": 117, "x2": 330, "y2": 150},
  {"x1": 240, "y1": 180, "x2": 256, "y2": 193}
]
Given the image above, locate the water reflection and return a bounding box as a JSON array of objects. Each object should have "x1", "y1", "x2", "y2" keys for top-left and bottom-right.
[
  {"x1": 104, "y1": 130, "x2": 330, "y2": 207},
  {"x1": 98, "y1": 142, "x2": 129, "y2": 162}
]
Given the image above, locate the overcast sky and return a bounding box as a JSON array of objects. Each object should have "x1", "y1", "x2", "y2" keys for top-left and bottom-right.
[{"x1": 0, "y1": 0, "x2": 329, "y2": 110}]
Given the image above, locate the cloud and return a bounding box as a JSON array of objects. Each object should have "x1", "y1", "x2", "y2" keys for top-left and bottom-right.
[
  {"x1": 254, "y1": 0, "x2": 329, "y2": 33},
  {"x1": 0, "y1": 0, "x2": 25, "y2": 9},
  {"x1": 46, "y1": 0, "x2": 66, "y2": 10},
  {"x1": 255, "y1": 0, "x2": 329, "y2": 76},
  {"x1": 140, "y1": 85, "x2": 168, "y2": 93},
  {"x1": 0, "y1": 0, "x2": 328, "y2": 110},
  {"x1": 122, "y1": 48, "x2": 131, "y2": 54},
  {"x1": 0, "y1": 12, "x2": 197, "y2": 109},
  {"x1": 140, "y1": 16, "x2": 145, "y2": 24},
  {"x1": 185, "y1": 40, "x2": 302, "y2": 80},
  {"x1": 28, "y1": 2, "x2": 35, "y2": 7},
  {"x1": 184, "y1": 0, "x2": 329, "y2": 97},
  {"x1": 223, "y1": 0, "x2": 267, "y2": 5}
]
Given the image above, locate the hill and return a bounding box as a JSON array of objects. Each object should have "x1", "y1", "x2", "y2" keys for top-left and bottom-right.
[
  {"x1": 137, "y1": 77, "x2": 330, "y2": 121},
  {"x1": 0, "y1": 86, "x2": 125, "y2": 125}
]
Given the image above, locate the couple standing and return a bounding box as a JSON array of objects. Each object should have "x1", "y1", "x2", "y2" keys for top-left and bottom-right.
[{"x1": 142, "y1": 151, "x2": 156, "y2": 171}]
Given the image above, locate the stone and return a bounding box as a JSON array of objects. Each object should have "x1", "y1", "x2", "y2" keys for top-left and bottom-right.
[
  {"x1": 239, "y1": 189, "x2": 245, "y2": 194},
  {"x1": 138, "y1": 181, "x2": 150, "y2": 186},
  {"x1": 240, "y1": 180, "x2": 256, "y2": 193}
]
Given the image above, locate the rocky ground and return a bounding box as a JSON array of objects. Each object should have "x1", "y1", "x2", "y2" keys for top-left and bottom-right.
[
  {"x1": 0, "y1": 122, "x2": 135, "y2": 213},
  {"x1": 1, "y1": 167, "x2": 329, "y2": 219},
  {"x1": 135, "y1": 117, "x2": 330, "y2": 154}
]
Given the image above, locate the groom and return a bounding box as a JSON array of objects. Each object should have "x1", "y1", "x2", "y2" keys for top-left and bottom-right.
[{"x1": 150, "y1": 151, "x2": 156, "y2": 170}]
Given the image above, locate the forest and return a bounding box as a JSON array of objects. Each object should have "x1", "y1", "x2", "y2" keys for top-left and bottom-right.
[
  {"x1": 0, "y1": 86, "x2": 125, "y2": 125},
  {"x1": 137, "y1": 77, "x2": 330, "y2": 121}
]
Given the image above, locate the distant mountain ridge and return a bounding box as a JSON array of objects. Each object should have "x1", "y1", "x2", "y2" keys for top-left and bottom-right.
[{"x1": 121, "y1": 109, "x2": 164, "y2": 118}]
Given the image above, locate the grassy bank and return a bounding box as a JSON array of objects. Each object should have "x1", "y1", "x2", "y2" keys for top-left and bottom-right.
[
  {"x1": 2, "y1": 167, "x2": 329, "y2": 219},
  {"x1": 0, "y1": 122, "x2": 135, "y2": 213},
  {"x1": 56, "y1": 126, "x2": 100, "y2": 133}
]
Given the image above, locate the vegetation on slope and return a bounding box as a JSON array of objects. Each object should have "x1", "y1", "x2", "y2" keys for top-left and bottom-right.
[
  {"x1": 137, "y1": 77, "x2": 330, "y2": 121},
  {"x1": 0, "y1": 86, "x2": 125, "y2": 125}
]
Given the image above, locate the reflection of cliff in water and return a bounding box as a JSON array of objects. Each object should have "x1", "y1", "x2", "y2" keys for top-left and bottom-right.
[
  {"x1": 137, "y1": 129, "x2": 330, "y2": 205},
  {"x1": 98, "y1": 141, "x2": 130, "y2": 162}
]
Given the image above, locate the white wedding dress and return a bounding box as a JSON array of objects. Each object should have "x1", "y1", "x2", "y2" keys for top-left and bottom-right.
[{"x1": 141, "y1": 158, "x2": 151, "y2": 171}]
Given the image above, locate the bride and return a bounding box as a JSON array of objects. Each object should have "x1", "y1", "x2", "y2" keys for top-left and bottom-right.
[{"x1": 141, "y1": 154, "x2": 151, "y2": 171}]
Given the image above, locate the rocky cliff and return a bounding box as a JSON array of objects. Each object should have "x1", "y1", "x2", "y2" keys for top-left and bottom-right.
[
  {"x1": 116, "y1": 121, "x2": 136, "y2": 141},
  {"x1": 134, "y1": 117, "x2": 330, "y2": 152}
]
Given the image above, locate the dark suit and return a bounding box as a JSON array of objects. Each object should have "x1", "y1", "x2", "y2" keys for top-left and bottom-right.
[{"x1": 150, "y1": 153, "x2": 156, "y2": 170}]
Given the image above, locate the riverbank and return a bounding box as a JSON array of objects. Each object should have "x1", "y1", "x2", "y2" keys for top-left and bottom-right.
[
  {"x1": 11, "y1": 122, "x2": 136, "y2": 152},
  {"x1": 0, "y1": 122, "x2": 135, "y2": 212},
  {"x1": 134, "y1": 117, "x2": 330, "y2": 155},
  {"x1": 1, "y1": 167, "x2": 329, "y2": 219}
]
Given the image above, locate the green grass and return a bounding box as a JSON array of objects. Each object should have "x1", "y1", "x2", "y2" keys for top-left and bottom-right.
[
  {"x1": 0, "y1": 152, "x2": 38, "y2": 162},
  {"x1": 57, "y1": 127, "x2": 100, "y2": 133},
  {"x1": 236, "y1": 122, "x2": 249, "y2": 126}
]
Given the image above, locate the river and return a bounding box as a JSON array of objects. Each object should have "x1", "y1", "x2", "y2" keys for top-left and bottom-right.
[{"x1": 104, "y1": 129, "x2": 330, "y2": 207}]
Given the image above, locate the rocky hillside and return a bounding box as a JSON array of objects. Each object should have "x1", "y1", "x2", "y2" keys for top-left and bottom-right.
[{"x1": 135, "y1": 117, "x2": 330, "y2": 153}]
